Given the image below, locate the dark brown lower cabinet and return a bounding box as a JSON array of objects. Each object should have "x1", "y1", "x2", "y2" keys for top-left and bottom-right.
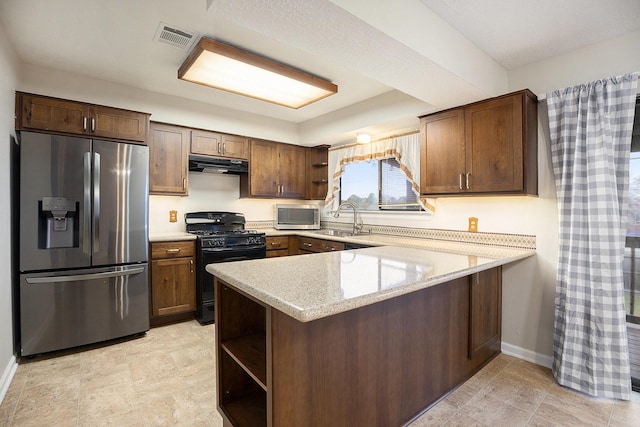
[
  {"x1": 215, "y1": 266, "x2": 502, "y2": 426},
  {"x1": 149, "y1": 241, "x2": 196, "y2": 325}
]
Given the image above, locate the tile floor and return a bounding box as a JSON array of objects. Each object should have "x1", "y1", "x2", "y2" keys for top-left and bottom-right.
[{"x1": 0, "y1": 320, "x2": 638, "y2": 426}]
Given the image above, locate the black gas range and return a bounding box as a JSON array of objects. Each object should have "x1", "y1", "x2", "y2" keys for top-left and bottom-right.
[{"x1": 186, "y1": 212, "x2": 266, "y2": 324}]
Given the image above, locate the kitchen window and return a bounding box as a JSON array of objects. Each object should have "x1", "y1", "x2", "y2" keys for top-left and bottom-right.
[
  {"x1": 626, "y1": 98, "x2": 640, "y2": 325},
  {"x1": 625, "y1": 96, "x2": 639, "y2": 392},
  {"x1": 339, "y1": 158, "x2": 420, "y2": 211},
  {"x1": 326, "y1": 132, "x2": 432, "y2": 213}
]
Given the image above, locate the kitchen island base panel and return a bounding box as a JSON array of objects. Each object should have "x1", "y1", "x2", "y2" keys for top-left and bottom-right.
[{"x1": 215, "y1": 267, "x2": 502, "y2": 426}]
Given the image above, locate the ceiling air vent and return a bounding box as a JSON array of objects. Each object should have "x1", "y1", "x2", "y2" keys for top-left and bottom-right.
[{"x1": 154, "y1": 23, "x2": 196, "y2": 50}]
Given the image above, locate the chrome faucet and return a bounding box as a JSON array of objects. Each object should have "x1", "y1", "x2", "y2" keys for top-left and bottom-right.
[{"x1": 333, "y1": 201, "x2": 363, "y2": 234}]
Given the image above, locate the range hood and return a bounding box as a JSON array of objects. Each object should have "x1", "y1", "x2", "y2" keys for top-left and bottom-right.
[{"x1": 188, "y1": 155, "x2": 248, "y2": 174}]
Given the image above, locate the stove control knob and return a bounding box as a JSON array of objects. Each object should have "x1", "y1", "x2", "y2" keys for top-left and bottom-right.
[
  {"x1": 205, "y1": 238, "x2": 224, "y2": 247},
  {"x1": 247, "y1": 236, "x2": 263, "y2": 245}
]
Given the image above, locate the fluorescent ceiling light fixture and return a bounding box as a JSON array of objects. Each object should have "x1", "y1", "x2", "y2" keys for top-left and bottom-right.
[{"x1": 178, "y1": 37, "x2": 338, "y2": 109}]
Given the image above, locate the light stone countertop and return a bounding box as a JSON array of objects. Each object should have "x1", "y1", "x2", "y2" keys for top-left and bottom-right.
[
  {"x1": 148, "y1": 232, "x2": 197, "y2": 242},
  {"x1": 207, "y1": 242, "x2": 534, "y2": 323}
]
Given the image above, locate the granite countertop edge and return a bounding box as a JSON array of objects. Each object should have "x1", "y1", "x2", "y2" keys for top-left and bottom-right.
[{"x1": 208, "y1": 246, "x2": 534, "y2": 323}]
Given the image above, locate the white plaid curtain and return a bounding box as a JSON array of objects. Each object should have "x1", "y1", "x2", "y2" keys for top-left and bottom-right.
[{"x1": 547, "y1": 72, "x2": 638, "y2": 400}]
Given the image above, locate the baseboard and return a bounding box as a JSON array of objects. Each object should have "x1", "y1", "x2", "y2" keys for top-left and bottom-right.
[
  {"x1": 0, "y1": 355, "x2": 18, "y2": 405},
  {"x1": 501, "y1": 342, "x2": 553, "y2": 369}
]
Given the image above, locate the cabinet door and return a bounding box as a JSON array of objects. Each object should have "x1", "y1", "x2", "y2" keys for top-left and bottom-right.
[
  {"x1": 469, "y1": 267, "x2": 501, "y2": 359},
  {"x1": 90, "y1": 105, "x2": 149, "y2": 143},
  {"x1": 221, "y1": 134, "x2": 249, "y2": 160},
  {"x1": 191, "y1": 129, "x2": 223, "y2": 157},
  {"x1": 279, "y1": 143, "x2": 307, "y2": 199},
  {"x1": 420, "y1": 109, "x2": 466, "y2": 194},
  {"x1": 149, "y1": 122, "x2": 189, "y2": 195},
  {"x1": 249, "y1": 139, "x2": 280, "y2": 197},
  {"x1": 191, "y1": 130, "x2": 249, "y2": 160},
  {"x1": 17, "y1": 93, "x2": 88, "y2": 134},
  {"x1": 465, "y1": 95, "x2": 523, "y2": 192},
  {"x1": 151, "y1": 257, "x2": 196, "y2": 317}
]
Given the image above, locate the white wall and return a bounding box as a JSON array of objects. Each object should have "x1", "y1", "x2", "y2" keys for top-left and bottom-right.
[
  {"x1": 149, "y1": 173, "x2": 322, "y2": 233},
  {"x1": 509, "y1": 28, "x2": 640, "y2": 97},
  {"x1": 0, "y1": 23, "x2": 20, "y2": 401}
]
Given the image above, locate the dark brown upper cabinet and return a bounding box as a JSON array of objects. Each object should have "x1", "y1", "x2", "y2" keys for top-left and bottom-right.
[{"x1": 420, "y1": 89, "x2": 537, "y2": 196}]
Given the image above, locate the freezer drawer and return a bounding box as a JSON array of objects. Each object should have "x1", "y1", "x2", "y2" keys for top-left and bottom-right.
[{"x1": 20, "y1": 264, "x2": 149, "y2": 356}]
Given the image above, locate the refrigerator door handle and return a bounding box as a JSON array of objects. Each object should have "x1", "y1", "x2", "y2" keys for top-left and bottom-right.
[
  {"x1": 83, "y1": 152, "x2": 92, "y2": 255},
  {"x1": 93, "y1": 152, "x2": 101, "y2": 252},
  {"x1": 25, "y1": 266, "x2": 145, "y2": 284}
]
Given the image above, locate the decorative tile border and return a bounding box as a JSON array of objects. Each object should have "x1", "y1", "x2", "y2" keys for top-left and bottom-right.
[
  {"x1": 321, "y1": 221, "x2": 536, "y2": 250},
  {"x1": 246, "y1": 220, "x2": 275, "y2": 230},
  {"x1": 246, "y1": 220, "x2": 536, "y2": 250}
]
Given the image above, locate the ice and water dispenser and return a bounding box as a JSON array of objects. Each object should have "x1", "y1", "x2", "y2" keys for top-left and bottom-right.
[{"x1": 39, "y1": 196, "x2": 80, "y2": 249}]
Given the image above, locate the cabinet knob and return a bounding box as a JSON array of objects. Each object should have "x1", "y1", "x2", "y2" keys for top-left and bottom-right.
[
  {"x1": 165, "y1": 248, "x2": 181, "y2": 254},
  {"x1": 459, "y1": 173, "x2": 463, "y2": 190},
  {"x1": 270, "y1": 241, "x2": 282, "y2": 247},
  {"x1": 466, "y1": 173, "x2": 471, "y2": 190},
  {"x1": 303, "y1": 243, "x2": 312, "y2": 247}
]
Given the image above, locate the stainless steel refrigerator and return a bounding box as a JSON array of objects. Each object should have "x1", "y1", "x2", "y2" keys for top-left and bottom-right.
[{"x1": 18, "y1": 131, "x2": 150, "y2": 356}]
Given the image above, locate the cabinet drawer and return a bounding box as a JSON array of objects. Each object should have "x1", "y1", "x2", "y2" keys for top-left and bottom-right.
[
  {"x1": 150, "y1": 241, "x2": 195, "y2": 259},
  {"x1": 297, "y1": 237, "x2": 345, "y2": 253},
  {"x1": 267, "y1": 236, "x2": 289, "y2": 251},
  {"x1": 321, "y1": 240, "x2": 345, "y2": 252}
]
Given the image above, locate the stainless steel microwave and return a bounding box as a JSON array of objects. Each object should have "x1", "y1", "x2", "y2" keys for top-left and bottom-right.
[{"x1": 274, "y1": 204, "x2": 321, "y2": 230}]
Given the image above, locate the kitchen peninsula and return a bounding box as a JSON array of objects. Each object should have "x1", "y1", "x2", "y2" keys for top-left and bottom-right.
[{"x1": 207, "y1": 239, "x2": 534, "y2": 426}]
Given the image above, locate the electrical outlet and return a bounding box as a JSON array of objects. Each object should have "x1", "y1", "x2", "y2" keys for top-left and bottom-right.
[
  {"x1": 169, "y1": 210, "x2": 178, "y2": 223},
  {"x1": 468, "y1": 217, "x2": 478, "y2": 233}
]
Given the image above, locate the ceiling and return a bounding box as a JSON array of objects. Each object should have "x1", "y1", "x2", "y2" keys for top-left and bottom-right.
[{"x1": 1, "y1": 0, "x2": 639, "y2": 145}]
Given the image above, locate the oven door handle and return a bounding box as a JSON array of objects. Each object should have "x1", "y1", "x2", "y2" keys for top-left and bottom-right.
[
  {"x1": 201, "y1": 245, "x2": 266, "y2": 253},
  {"x1": 215, "y1": 256, "x2": 255, "y2": 263}
]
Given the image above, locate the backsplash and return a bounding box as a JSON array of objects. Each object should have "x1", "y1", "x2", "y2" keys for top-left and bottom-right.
[{"x1": 246, "y1": 220, "x2": 536, "y2": 250}]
